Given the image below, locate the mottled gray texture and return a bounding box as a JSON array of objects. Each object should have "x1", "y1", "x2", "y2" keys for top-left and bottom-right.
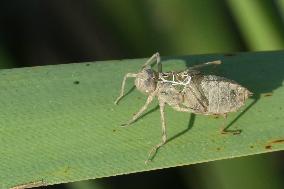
[{"x1": 115, "y1": 53, "x2": 252, "y2": 162}]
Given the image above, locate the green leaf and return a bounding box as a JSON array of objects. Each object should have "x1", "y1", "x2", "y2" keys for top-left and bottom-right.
[{"x1": 1, "y1": 51, "x2": 284, "y2": 188}]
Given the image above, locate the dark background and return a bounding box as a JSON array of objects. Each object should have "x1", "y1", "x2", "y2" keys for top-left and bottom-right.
[{"x1": 1, "y1": 1, "x2": 284, "y2": 189}]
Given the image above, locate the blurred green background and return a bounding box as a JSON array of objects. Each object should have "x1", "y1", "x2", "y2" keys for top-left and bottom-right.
[{"x1": 1, "y1": 0, "x2": 284, "y2": 189}]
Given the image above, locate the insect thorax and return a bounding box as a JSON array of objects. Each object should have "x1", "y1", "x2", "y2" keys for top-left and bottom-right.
[{"x1": 159, "y1": 70, "x2": 199, "y2": 92}]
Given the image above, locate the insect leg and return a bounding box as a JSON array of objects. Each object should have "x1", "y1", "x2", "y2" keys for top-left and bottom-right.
[
  {"x1": 142, "y1": 52, "x2": 162, "y2": 73},
  {"x1": 184, "y1": 83, "x2": 209, "y2": 113},
  {"x1": 114, "y1": 73, "x2": 137, "y2": 105},
  {"x1": 146, "y1": 101, "x2": 167, "y2": 163},
  {"x1": 188, "y1": 60, "x2": 221, "y2": 70},
  {"x1": 121, "y1": 90, "x2": 157, "y2": 127},
  {"x1": 172, "y1": 105, "x2": 194, "y2": 112}
]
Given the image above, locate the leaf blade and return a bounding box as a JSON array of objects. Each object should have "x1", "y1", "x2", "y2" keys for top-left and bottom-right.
[{"x1": 1, "y1": 51, "x2": 284, "y2": 188}]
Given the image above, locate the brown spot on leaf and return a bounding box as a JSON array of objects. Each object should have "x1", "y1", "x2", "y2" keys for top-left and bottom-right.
[
  {"x1": 265, "y1": 139, "x2": 284, "y2": 150},
  {"x1": 250, "y1": 145, "x2": 254, "y2": 149},
  {"x1": 216, "y1": 147, "x2": 221, "y2": 151},
  {"x1": 271, "y1": 139, "x2": 284, "y2": 144},
  {"x1": 265, "y1": 145, "x2": 272, "y2": 150}
]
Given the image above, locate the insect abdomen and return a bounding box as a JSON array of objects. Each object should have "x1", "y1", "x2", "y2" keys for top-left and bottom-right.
[{"x1": 200, "y1": 75, "x2": 251, "y2": 114}]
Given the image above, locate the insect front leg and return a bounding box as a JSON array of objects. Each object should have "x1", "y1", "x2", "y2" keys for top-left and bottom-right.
[
  {"x1": 146, "y1": 101, "x2": 167, "y2": 164},
  {"x1": 114, "y1": 73, "x2": 137, "y2": 105},
  {"x1": 121, "y1": 90, "x2": 157, "y2": 127}
]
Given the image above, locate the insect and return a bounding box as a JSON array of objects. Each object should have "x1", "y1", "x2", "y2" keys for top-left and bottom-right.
[{"x1": 114, "y1": 53, "x2": 252, "y2": 163}]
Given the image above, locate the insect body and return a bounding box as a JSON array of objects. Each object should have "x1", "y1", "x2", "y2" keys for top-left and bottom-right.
[{"x1": 114, "y1": 53, "x2": 252, "y2": 163}]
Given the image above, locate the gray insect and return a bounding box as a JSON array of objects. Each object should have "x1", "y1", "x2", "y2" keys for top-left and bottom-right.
[{"x1": 114, "y1": 53, "x2": 252, "y2": 163}]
